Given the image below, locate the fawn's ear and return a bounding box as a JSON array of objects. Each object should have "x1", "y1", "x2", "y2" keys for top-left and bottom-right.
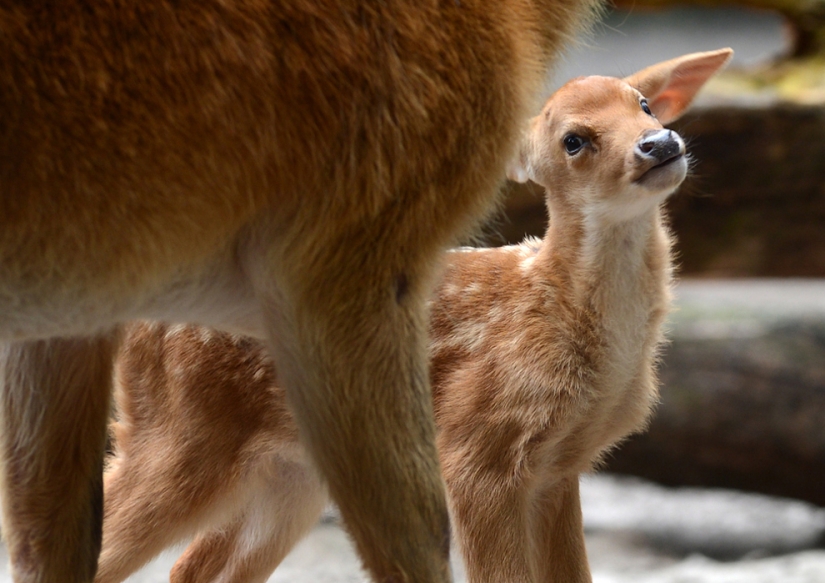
[
  {"x1": 506, "y1": 129, "x2": 535, "y2": 183},
  {"x1": 507, "y1": 150, "x2": 531, "y2": 183},
  {"x1": 624, "y1": 48, "x2": 733, "y2": 124}
]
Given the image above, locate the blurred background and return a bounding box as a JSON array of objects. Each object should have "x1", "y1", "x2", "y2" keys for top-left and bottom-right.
[{"x1": 104, "y1": 2, "x2": 825, "y2": 582}]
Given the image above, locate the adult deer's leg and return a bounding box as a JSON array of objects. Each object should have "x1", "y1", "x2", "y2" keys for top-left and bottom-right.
[
  {"x1": 530, "y1": 477, "x2": 592, "y2": 583},
  {"x1": 256, "y1": 234, "x2": 452, "y2": 583},
  {"x1": 0, "y1": 333, "x2": 118, "y2": 583}
]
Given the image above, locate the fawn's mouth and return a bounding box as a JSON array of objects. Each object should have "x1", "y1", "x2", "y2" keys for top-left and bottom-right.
[
  {"x1": 635, "y1": 153, "x2": 686, "y2": 186},
  {"x1": 653, "y1": 152, "x2": 684, "y2": 170}
]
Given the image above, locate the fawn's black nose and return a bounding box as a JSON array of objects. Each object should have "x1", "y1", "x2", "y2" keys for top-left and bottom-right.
[{"x1": 636, "y1": 129, "x2": 684, "y2": 165}]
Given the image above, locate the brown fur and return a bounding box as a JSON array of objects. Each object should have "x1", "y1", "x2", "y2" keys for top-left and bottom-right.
[
  {"x1": 96, "y1": 50, "x2": 732, "y2": 583},
  {"x1": 0, "y1": 2, "x2": 602, "y2": 582}
]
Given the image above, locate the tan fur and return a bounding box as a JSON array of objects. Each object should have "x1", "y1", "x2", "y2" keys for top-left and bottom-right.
[
  {"x1": 0, "y1": 2, "x2": 603, "y2": 582},
  {"x1": 96, "y1": 50, "x2": 733, "y2": 583}
]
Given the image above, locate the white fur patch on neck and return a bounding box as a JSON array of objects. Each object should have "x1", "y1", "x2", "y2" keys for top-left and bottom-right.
[{"x1": 584, "y1": 188, "x2": 673, "y2": 226}]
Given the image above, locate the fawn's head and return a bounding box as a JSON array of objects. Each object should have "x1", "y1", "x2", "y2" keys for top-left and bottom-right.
[{"x1": 509, "y1": 49, "x2": 733, "y2": 222}]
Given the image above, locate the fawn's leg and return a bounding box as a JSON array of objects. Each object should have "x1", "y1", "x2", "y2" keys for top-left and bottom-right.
[
  {"x1": 0, "y1": 334, "x2": 118, "y2": 583},
  {"x1": 447, "y1": 471, "x2": 533, "y2": 583},
  {"x1": 256, "y1": 244, "x2": 451, "y2": 583},
  {"x1": 530, "y1": 477, "x2": 592, "y2": 583},
  {"x1": 96, "y1": 444, "x2": 249, "y2": 583},
  {"x1": 96, "y1": 460, "x2": 196, "y2": 583},
  {"x1": 170, "y1": 459, "x2": 326, "y2": 583}
]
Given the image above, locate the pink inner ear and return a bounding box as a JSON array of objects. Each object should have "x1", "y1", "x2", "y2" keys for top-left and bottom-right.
[
  {"x1": 656, "y1": 60, "x2": 730, "y2": 119},
  {"x1": 650, "y1": 90, "x2": 683, "y2": 124},
  {"x1": 651, "y1": 69, "x2": 713, "y2": 123}
]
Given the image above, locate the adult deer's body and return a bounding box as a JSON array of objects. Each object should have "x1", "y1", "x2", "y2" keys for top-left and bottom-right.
[
  {"x1": 0, "y1": 3, "x2": 601, "y2": 582},
  {"x1": 98, "y1": 50, "x2": 732, "y2": 583}
]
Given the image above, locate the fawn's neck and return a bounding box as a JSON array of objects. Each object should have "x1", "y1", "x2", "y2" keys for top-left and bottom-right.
[{"x1": 537, "y1": 194, "x2": 671, "y2": 360}]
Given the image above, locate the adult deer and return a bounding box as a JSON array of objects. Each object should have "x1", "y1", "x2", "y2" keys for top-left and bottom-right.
[
  {"x1": 0, "y1": 2, "x2": 599, "y2": 582},
  {"x1": 96, "y1": 49, "x2": 732, "y2": 583}
]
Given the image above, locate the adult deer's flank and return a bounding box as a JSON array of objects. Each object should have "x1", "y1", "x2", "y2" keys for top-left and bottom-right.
[{"x1": 97, "y1": 49, "x2": 732, "y2": 583}]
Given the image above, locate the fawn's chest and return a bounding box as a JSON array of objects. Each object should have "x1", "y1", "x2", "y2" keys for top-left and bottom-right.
[{"x1": 429, "y1": 229, "x2": 670, "y2": 470}]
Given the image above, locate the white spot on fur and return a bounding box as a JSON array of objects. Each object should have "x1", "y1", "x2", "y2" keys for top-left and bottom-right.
[
  {"x1": 164, "y1": 323, "x2": 189, "y2": 340},
  {"x1": 486, "y1": 305, "x2": 508, "y2": 327},
  {"x1": 464, "y1": 283, "x2": 482, "y2": 296},
  {"x1": 198, "y1": 326, "x2": 218, "y2": 344},
  {"x1": 520, "y1": 255, "x2": 536, "y2": 272},
  {"x1": 443, "y1": 320, "x2": 490, "y2": 353},
  {"x1": 441, "y1": 283, "x2": 462, "y2": 298}
]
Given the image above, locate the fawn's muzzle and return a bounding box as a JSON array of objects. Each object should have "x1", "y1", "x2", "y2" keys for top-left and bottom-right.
[
  {"x1": 636, "y1": 129, "x2": 685, "y2": 167},
  {"x1": 633, "y1": 128, "x2": 687, "y2": 190}
]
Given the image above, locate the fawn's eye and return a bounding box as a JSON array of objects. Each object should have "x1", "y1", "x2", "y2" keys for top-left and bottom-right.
[
  {"x1": 563, "y1": 134, "x2": 586, "y2": 155},
  {"x1": 641, "y1": 99, "x2": 653, "y2": 116}
]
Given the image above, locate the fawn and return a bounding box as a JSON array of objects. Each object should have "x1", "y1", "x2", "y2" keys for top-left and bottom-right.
[
  {"x1": 0, "y1": 2, "x2": 600, "y2": 582},
  {"x1": 97, "y1": 49, "x2": 733, "y2": 583}
]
